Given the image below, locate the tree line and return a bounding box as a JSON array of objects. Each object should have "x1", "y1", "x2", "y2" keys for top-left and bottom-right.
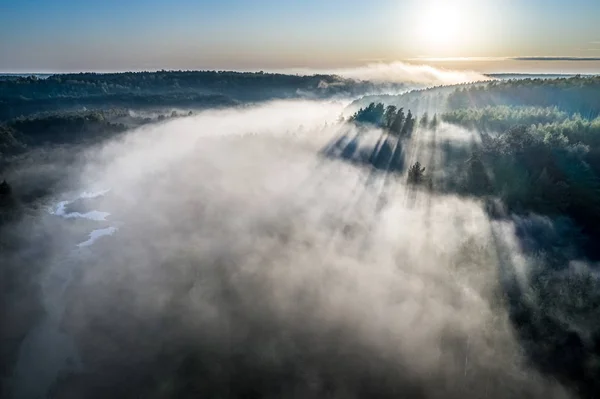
[
  {"x1": 0, "y1": 108, "x2": 203, "y2": 159},
  {"x1": 0, "y1": 71, "x2": 409, "y2": 121},
  {"x1": 447, "y1": 75, "x2": 600, "y2": 118},
  {"x1": 442, "y1": 105, "x2": 569, "y2": 133}
]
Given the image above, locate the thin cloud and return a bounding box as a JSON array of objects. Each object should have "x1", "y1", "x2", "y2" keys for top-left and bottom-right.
[
  {"x1": 513, "y1": 56, "x2": 600, "y2": 61},
  {"x1": 283, "y1": 61, "x2": 491, "y2": 85},
  {"x1": 407, "y1": 57, "x2": 510, "y2": 62}
]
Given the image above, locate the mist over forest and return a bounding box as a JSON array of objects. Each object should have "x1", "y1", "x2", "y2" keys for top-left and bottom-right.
[{"x1": 3, "y1": 66, "x2": 600, "y2": 399}]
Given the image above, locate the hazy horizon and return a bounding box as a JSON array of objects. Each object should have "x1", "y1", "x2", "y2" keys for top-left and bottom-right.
[
  {"x1": 2, "y1": 0, "x2": 600, "y2": 75},
  {"x1": 3, "y1": 58, "x2": 600, "y2": 77}
]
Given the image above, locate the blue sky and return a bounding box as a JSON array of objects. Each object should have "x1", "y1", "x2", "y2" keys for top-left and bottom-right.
[{"x1": 1, "y1": 0, "x2": 600, "y2": 72}]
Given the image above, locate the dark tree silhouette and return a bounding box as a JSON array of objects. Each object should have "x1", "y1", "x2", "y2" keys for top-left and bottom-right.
[
  {"x1": 401, "y1": 110, "x2": 415, "y2": 136},
  {"x1": 464, "y1": 154, "x2": 491, "y2": 194},
  {"x1": 0, "y1": 180, "x2": 11, "y2": 198},
  {"x1": 0, "y1": 179, "x2": 16, "y2": 221},
  {"x1": 447, "y1": 75, "x2": 600, "y2": 117},
  {"x1": 430, "y1": 114, "x2": 438, "y2": 129},
  {"x1": 390, "y1": 108, "x2": 405, "y2": 136},
  {"x1": 407, "y1": 162, "x2": 426, "y2": 185},
  {"x1": 0, "y1": 71, "x2": 409, "y2": 120},
  {"x1": 350, "y1": 102, "x2": 386, "y2": 126},
  {"x1": 384, "y1": 105, "x2": 398, "y2": 128}
]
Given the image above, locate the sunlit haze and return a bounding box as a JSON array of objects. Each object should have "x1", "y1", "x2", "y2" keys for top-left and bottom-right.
[{"x1": 416, "y1": 2, "x2": 464, "y2": 53}]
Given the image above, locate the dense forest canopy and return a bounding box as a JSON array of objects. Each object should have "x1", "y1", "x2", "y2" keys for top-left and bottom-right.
[
  {"x1": 0, "y1": 71, "x2": 359, "y2": 99},
  {"x1": 0, "y1": 109, "x2": 197, "y2": 160},
  {"x1": 433, "y1": 78, "x2": 600, "y2": 262},
  {"x1": 447, "y1": 75, "x2": 600, "y2": 117},
  {"x1": 350, "y1": 75, "x2": 600, "y2": 120},
  {"x1": 0, "y1": 71, "x2": 408, "y2": 121},
  {"x1": 442, "y1": 106, "x2": 569, "y2": 132}
]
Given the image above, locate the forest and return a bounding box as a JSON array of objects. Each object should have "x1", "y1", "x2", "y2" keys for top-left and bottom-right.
[
  {"x1": 350, "y1": 102, "x2": 417, "y2": 136},
  {"x1": 0, "y1": 71, "x2": 407, "y2": 120},
  {"x1": 439, "y1": 103, "x2": 600, "y2": 261},
  {"x1": 0, "y1": 108, "x2": 199, "y2": 160},
  {"x1": 346, "y1": 77, "x2": 600, "y2": 281},
  {"x1": 446, "y1": 75, "x2": 600, "y2": 117}
]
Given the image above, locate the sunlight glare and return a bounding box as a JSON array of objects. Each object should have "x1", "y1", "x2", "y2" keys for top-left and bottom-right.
[{"x1": 417, "y1": 2, "x2": 464, "y2": 53}]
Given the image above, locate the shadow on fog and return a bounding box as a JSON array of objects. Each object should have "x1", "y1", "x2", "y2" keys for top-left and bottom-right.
[
  {"x1": 319, "y1": 128, "x2": 406, "y2": 175},
  {"x1": 318, "y1": 127, "x2": 407, "y2": 245}
]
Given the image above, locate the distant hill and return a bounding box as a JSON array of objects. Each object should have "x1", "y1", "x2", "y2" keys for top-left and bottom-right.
[
  {"x1": 0, "y1": 71, "x2": 407, "y2": 121},
  {"x1": 348, "y1": 75, "x2": 600, "y2": 119},
  {"x1": 346, "y1": 82, "x2": 481, "y2": 116}
]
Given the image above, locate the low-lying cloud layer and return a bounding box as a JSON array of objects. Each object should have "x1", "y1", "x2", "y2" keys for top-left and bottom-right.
[
  {"x1": 284, "y1": 61, "x2": 491, "y2": 86},
  {"x1": 7, "y1": 100, "x2": 574, "y2": 398}
]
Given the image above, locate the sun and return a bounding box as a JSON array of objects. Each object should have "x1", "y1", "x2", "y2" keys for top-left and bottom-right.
[{"x1": 417, "y1": 2, "x2": 464, "y2": 53}]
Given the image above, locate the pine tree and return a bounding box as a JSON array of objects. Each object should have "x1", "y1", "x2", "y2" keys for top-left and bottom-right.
[
  {"x1": 401, "y1": 110, "x2": 415, "y2": 136},
  {"x1": 390, "y1": 108, "x2": 405, "y2": 136},
  {"x1": 465, "y1": 153, "x2": 491, "y2": 194},
  {"x1": 430, "y1": 114, "x2": 438, "y2": 129},
  {"x1": 407, "y1": 162, "x2": 426, "y2": 185},
  {"x1": 351, "y1": 102, "x2": 386, "y2": 126},
  {"x1": 384, "y1": 105, "x2": 398, "y2": 129}
]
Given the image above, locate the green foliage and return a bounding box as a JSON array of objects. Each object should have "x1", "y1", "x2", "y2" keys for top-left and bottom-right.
[
  {"x1": 448, "y1": 118, "x2": 600, "y2": 255},
  {"x1": 444, "y1": 105, "x2": 600, "y2": 150},
  {"x1": 350, "y1": 102, "x2": 385, "y2": 126},
  {"x1": 350, "y1": 102, "x2": 417, "y2": 137},
  {"x1": 447, "y1": 76, "x2": 600, "y2": 117},
  {"x1": 422, "y1": 84, "x2": 600, "y2": 254},
  {"x1": 390, "y1": 107, "x2": 405, "y2": 135},
  {"x1": 442, "y1": 106, "x2": 569, "y2": 132},
  {"x1": 383, "y1": 105, "x2": 398, "y2": 128},
  {"x1": 0, "y1": 110, "x2": 130, "y2": 157},
  {"x1": 531, "y1": 114, "x2": 600, "y2": 148},
  {"x1": 400, "y1": 110, "x2": 415, "y2": 137}
]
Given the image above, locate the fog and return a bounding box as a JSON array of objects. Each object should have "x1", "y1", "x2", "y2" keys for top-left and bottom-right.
[
  {"x1": 282, "y1": 61, "x2": 491, "y2": 85},
  {"x1": 6, "y1": 100, "x2": 574, "y2": 398}
]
